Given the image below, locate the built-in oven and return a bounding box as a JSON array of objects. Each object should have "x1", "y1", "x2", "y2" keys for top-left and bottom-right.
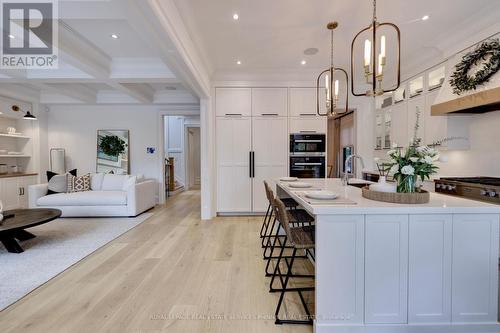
[
  {"x1": 290, "y1": 155, "x2": 325, "y2": 178},
  {"x1": 290, "y1": 133, "x2": 326, "y2": 156}
]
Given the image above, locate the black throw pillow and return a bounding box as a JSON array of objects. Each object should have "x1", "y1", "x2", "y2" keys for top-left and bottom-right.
[{"x1": 46, "y1": 169, "x2": 77, "y2": 195}]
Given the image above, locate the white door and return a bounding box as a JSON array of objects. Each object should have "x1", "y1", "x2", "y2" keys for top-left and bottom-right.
[
  {"x1": 365, "y1": 215, "x2": 409, "y2": 324},
  {"x1": 251, "y1": 117, "x2": 288, "y2": 212},
  {"x1": 216, "y1": 117, "x2": 252, "y2": 212},
  {"x1": 251, "y1": 88, "x2": 287, "y2": 117},
  {"x1": 0, "y1": 178, "x2": 21, "y2": 210}
]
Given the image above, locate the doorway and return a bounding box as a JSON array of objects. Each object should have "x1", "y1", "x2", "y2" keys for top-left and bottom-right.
[{"x1": 186, "y1": 127, "x2": 201, "y2": 190}]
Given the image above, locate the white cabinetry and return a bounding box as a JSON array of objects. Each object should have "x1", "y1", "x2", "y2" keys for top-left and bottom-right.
[
  {"x1": 408, "y1": 214, "x2": 452, "y2": 323},
  {"x1": 251, "y1": 88, "x2": 287, "y2": 116},
  {"x1": 216, "y1": 88, "x2": 288, "y2": 213},
  {"x1": 289, "y1": 88, "x2": 326, "y2": 134},
  {"x1": 365, "y1": 215, "x2": 408, "y2": 324},
  {"x1": 452, "y1": 214, "x2": 499, "y2": 323},
  {"x1": 391, "y1": 102, "x2": 408, "y2": 147},
  {"x1": 252, "y1": 117, "x2": 287, "y2": 212},
  {"x1": 0, "y1": 175, "x2": 36, "y2": 210},
  {"x1": 215, "y1": 88, "x2": 252, "y2": 117},
  {"x1": 216, "y1": 117, "x2": 252, "y2": 212}
]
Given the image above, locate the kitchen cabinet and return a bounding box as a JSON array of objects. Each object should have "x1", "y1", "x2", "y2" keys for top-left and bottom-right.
[
  {"x1": 383, "y1": 109, "x2": 392, "y2": 149},
  {"x1": 452, "y1": 214, "x2": 499, "y2": 323},
  {"x1": 251, "y1": 88, "x2": 287, "y2": 117},
  {"x1": 216, "y1": 117, "x2": 252, "y2": 212},
  {"x1": 408, "y1": 215, "x2": 452, "y2": 323},
  {"x1": 365, "y1": 215, "x2": 409, "y2": 324},
  {"x1": 428, "y1": 65, "x2": 445, "y2": 91},
  {"x1": 289, "y1": 116, "x2": 326, "y2": 134},
  {"x1": 289, "y1": 88, "x2": 318, "y2": 117},
  {"x1": 215, "y1": 88, "x2": 252, "y2": 117},
  {"x1": 409, "y1": 76, "x2": 424, "y2": 98},
  {"x1": 390, "y1": 102, "x2": 408, "y2": 147},
  {"x1": 0, "y1": 175, "x2": 36, "y2": 210},
  {"x1": 251, "y1": 117, "x2": 288, "y2": 212},
  {"x1": 374, "y1": 109, "x2": 384, "y2": 149},
  {"x1": 407, "y1": 95, "x2": 425, "y2": 144}
]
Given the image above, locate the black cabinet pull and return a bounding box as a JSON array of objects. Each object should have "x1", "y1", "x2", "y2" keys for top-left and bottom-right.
[
  {"x1": 249, "y1": 151, "x2": 253, "y2": 178},
  {"x1": 251, "y1": 151, "x2": 255, "y2": 178}
]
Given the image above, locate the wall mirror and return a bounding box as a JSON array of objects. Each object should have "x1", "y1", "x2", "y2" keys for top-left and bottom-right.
[{"x1": 96, "y1": 130, "x2": 129, "y2": 174}]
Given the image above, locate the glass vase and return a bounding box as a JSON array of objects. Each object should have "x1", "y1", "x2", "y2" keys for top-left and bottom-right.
[{"x1": 397, "y1": 175, "x2": 417, "y2": 193}]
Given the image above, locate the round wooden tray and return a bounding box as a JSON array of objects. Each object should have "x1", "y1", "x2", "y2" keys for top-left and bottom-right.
[{"x1": 362, "y1": 186, "x2": 430, "y2": 204}]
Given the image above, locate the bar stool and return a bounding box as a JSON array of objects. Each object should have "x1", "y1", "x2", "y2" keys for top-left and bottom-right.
[
  {"x1": 260, "y1": 181, "x2": 298, "y2": 249},
  {"x1": 272, "y1": 197, "x2": 315, "y2": 325},
  {"x1": 263, "y1": 183, "x2": 314, "y2": 282}
]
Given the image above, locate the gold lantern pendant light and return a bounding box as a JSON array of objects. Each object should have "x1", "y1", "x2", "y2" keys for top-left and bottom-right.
[
  {"x1": 350, "y1": 0, "x2": 401, "y2": 96},
  {"x1": 316, "y1": 21, "x2": 349, "y2": 116}
]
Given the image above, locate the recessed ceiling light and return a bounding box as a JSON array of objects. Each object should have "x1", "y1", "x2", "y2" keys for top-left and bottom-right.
[
  {"x1": 236, "y1": 60, "x2": 242, "y2": 65},
  {"x1": 422, "y1": 15, "x2": 429, "y2": 21},
  {"x1": 301, "y1": 60, "x2": 307, "y2": 65},
  {"x1": 233, "y1": 13, "x2": 239, "y2": 20},
  {"x1": 8, "y1": 34, "x2": 14, "y2": 39},
  {"x1": 111, "y1": 34, "x2": 119, "y2": 39}
]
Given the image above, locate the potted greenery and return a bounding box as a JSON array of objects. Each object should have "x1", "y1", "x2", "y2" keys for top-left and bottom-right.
[{"x1": 99, "y1": 135, "x2": 127, "y2": 157}]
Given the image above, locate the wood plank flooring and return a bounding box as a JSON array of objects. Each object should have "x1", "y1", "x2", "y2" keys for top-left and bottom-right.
[{"x1": 0, "y1": 190, "x2": 314, "y2": 333}]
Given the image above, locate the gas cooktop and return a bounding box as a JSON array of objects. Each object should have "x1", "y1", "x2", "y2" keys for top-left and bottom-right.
[{"x1": 435, "y1": 177, "x2": 500, "y2": 204}]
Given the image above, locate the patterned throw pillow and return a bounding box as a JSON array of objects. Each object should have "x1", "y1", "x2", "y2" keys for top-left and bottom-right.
[
  {"x1": 47, "y1": 169, "x2": 77, "y2": 195},
  {"x1": 67, "y1": 173, "x2": 91, "y2": 193}
]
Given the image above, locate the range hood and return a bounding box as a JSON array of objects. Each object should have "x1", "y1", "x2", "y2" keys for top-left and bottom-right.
[
  {"x1": 431, "y1": 86, "x2": 500, "y2": 115},
  {"x1": 431, "y1": 45, "x2": 500, "y2": 116}
]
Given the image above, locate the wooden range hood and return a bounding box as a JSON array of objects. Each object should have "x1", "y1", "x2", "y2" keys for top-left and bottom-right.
[{"x1": 431, "y1": 86, "x2": 500, "y2": 115}]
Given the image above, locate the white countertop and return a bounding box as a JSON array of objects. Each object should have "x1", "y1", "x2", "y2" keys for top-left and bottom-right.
[{"x1": 276, "y1": 178, "x2": 500, "y2": 215}]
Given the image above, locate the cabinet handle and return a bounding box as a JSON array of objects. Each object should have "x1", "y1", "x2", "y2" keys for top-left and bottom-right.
[
  {"x1": 251, "y1": 151, "x2": 255, "y2": 178},
  {"x1": 249, "y1": 151, "x2": 253, "y2": 178},
  {"x1": 299, "y1": 130, "x2": 317, "y2": 133},
  {"x1": 299, "y1": 113, "x2": 316, "y2": 116},
  {"x1": 225, "y1": 113, "x2": 242, "y2": 117},
  {"x1": 261, "y1": 113, "x2": 278, "y2": 116}
]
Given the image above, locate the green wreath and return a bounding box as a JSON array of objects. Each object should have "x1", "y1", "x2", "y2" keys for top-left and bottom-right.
[
  {"x1": 99, "y1": 135, "x2": 127, "y2": 157},
  {"x1": 449, "y1": 39, "x2": 500, "y2": 95}
]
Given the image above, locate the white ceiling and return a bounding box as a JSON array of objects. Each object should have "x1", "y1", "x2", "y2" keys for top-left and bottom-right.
[
  {"x1": 0, "y1": 0, "x2": 198, "y2": 106},
  {"x1": 174, "y1": 0, "x2": 500, "y2": 77}
]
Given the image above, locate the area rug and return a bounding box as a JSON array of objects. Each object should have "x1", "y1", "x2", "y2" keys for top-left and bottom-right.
[{"x1": 0, "y1": 213, "x2": 153, "y2": 310}]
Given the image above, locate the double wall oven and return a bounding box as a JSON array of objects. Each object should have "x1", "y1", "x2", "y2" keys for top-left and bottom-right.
[{"x1": 289, "y1": 133, "x2": 326, "y2": 178}]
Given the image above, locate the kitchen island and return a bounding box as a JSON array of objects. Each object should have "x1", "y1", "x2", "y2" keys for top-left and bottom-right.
[{"x1": 276, "y1": 178, "x2": 500, "y2": 333}]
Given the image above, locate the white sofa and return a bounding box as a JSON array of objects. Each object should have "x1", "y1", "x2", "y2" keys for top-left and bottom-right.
[{"x1": 29, "y1": 174, "x2": 156, "y2": 217}]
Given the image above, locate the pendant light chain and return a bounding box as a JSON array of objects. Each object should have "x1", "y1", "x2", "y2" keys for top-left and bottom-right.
[{"x1": 372, "y1": 0, "x2": 377, "y2": 22}]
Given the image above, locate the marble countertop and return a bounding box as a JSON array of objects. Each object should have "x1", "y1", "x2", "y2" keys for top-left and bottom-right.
[{"x1": 276, "y1": 178, "x2": 500, "y2": 215}]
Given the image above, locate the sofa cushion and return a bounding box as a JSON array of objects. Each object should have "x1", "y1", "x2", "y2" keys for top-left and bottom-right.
[
  {"x1": 37, "y1": 191, "x2": 127, "y2": 206},
  {"x1": 91, "y1": 173, "x2": 104, "y2": 190},
  {"x1": 101, "y1": 174, "x2": 130, "y2": 191},
  {"x1": 67, "y1": 173, "x2": 91, "y2": 193}
]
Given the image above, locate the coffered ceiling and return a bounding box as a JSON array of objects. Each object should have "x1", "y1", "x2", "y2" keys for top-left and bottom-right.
[{"x1": 0, "y1": 0, "x2": 199, "y2": 106}]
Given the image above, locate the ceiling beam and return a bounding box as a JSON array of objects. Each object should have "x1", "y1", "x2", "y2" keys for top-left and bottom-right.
[
  {"x1": 108, "y1": 82, "x2": 155, "y2": 104},
  {"x1": 31, "y1": 83, "x2": 97, "y2": 104}
]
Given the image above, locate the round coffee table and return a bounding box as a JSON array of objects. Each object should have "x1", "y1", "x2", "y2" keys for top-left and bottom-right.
[{"x1": 0, "y1": 208, "x2": 62, "y2": 253}]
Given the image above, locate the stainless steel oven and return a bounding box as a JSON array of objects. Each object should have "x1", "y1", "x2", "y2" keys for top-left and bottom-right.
[
  {"x1": 290, "y1": 155, "x2": 325, "y2": 178},
  {"x1": 290, "y1": 133, "x2": 326, "y2": 156}
]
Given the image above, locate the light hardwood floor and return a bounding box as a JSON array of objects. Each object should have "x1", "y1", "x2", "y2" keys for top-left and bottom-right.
[{"x1": 0, "y1": 190, "x2": 314, "y2": 333}]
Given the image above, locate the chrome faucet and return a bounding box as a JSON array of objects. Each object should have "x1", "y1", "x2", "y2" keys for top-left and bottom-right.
[{"x1": 342, "y1": 154, "x2": 365, "y2": 186}]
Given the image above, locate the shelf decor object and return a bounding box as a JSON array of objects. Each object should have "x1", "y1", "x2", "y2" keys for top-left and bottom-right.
[
  {"x1": 449, "y1": 38, "x2": 500, "y2": 95},
  {"x1": 362, "y1": 186, "x2": 430, "y2": 204},
  {"x1": 350, "y1": 0, "x2": 401, "y2": 96},
  {"x1": 316, "y1": 21, "x2": 349, "y2": 116}
]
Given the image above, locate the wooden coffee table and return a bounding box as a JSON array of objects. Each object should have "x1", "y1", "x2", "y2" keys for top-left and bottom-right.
[{"x1": 0, "y1": 208, "x2": 62, "y2": 253}]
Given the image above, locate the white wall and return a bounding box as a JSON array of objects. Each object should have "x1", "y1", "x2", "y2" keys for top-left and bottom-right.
[{"x1": 46, "y1": 106, "x2": 160, "y2": 181}]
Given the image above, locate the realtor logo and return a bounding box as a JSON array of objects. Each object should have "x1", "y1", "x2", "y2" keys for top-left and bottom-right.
[{"x1": 1, "y1": 0, "x2": 58, "y2": 68}]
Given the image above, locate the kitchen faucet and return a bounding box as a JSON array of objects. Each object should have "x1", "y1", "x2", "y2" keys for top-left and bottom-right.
[{"x1": 342, "y1": 154, "x2": 365, "y2": 186}]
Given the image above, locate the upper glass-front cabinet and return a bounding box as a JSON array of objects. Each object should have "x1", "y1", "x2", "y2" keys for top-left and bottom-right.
[
  {"x1": 409, "y1": 76, "x2": 424, "y2": 98},
  {"x1": 375, "y1": 111, "x2": 383, "y2": 150},
  {"x1": 384, "y1": 110, "x2": 392, "y2": 149},
  {"x1": 394, "y1": 84, "x2": 406, "y2": 104},
  {"x1": 428, "y1": 65, "x2": 445, "y2": 91}
]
